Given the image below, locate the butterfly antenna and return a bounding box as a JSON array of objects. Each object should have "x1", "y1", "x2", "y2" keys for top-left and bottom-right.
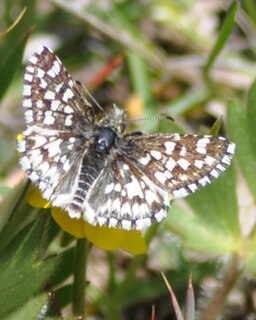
[
  {"x1": 76, "y1": 80, "x2": 105, "y2": 113},
  {"x1": 128, "y1": 114, "x2": 174, "y2": 123}
]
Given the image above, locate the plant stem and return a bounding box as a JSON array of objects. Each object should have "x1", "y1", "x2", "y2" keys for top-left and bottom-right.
[
  {"x1": 115, "y1": 224, "x2": 158, "y2": 299},
  {"x1": 199, "y1": 254, "x2": 241, "y2": 320},
  {"x1": 72, "y1": 238, "x2": 90, "y2": 319}
]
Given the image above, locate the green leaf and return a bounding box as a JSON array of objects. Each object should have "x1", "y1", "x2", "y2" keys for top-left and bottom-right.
[
  {"x1": 242, "y1": 228, "x2": 256, "y2": 276},
  {"x1": 127, "y1": 52, "x2": 157, "y2": 132},
  {"x1": 3, "y1": 294, "x2": 48, "y2": 320},
  {"x1": 0, "y1": 139, "x2": 18, "y2": 176},
  {"x1": 208, "y1": 117, "x2": 223, "y2": 135},
  {"x1": 166, "y1": 164, "x2": 240, "y2": 254},
  {"x1": 247, "y1": 80, "x2": 256, "y2": 158},
  {"x1": 0, "y1": 181, "x2": 39, "y2": 252},
  {"x1": 204, "y1": 1, "x2": 239, "y2": 73},
  {"x1": 127, "y1": 53, "x2": 153, "y2": 108},
  {"x1": 243, "y1": 0, "x2": 256, "y2": 22},
  {"x1": 0, "y1": 180, "x2": 28, "y2": 233},
  {"x1": 185, "y1": 277, "x2": 195, "y2": 320},
  {"x1": 50, "y1": 248, "x2": 74, "y2": 287},
  {"x1": 162, "y1": 88, "x2": 211, "y2": 118},
  {"x1": 0, "y1": 185, "x2": 11, "y2": 197},
  {"x1": 187, "y1": 165, "x2": 239, "y2": 238},
  {"x1": 228, "y1": 99, "x2": 256, "y2": 201},
  {"x1": 0, "y1": 215, "x2": 58, "y2": 318},
  {"x1": 162, "y1": 273, "x2": 184, "y2": 320},
  {"x1": 53, "y1": 284, "x2": 72, "y2": 311},
  {"x1": 0, "y1": 0, "x2": 37, "y2": 100},
  {"x1": 0, "y1": 34, "x2": 26, "y2": 100}
]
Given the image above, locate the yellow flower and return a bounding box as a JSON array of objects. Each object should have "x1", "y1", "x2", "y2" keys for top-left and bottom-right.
[
  {"x1": 125, "y1": 94, "x2": 145, "y2": 119},
  {"x1": 27, "y1": 189, "x2": 147, "y2": 255}
]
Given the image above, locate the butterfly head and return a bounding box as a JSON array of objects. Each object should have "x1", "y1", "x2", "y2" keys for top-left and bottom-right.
[{"x1": 97, "y1": 104, "x2": 126, "y2": 134}]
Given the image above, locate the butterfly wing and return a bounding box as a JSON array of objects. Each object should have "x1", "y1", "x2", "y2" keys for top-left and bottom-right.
[
  {"x1": 18, "y1": 47, "x2": 97, "y2": 211},
  {"x1": 82, "y1": 155, "x2": 169, "y2": 230},
  {"x1": 122, "y1": 133, "x2": 235, "y2": 199},
  {"x1": 81, "y1": 133, "x2": 235, "y2": 230},
  {"x1": 22, "y1": 47, "x2": 94, "y2": 129}
]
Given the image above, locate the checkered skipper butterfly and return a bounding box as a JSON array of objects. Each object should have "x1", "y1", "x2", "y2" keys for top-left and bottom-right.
[{"x1": 18, "y1": 47, "x2": 235, "y2": 230}]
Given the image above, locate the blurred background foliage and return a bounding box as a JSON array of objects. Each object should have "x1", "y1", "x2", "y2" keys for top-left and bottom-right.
[{"x1": 1, "y1": 0, "x2": 256, "y2": 319}]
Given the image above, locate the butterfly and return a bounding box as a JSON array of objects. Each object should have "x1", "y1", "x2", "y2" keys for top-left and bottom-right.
[{"x1": 17, "y1": 47, "x2": 235, "y2": 230}]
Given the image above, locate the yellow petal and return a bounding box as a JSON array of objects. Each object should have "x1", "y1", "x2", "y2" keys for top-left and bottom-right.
[
  {"x1": 27, "y1": 189, "x2": 51, "y2": 209},
  {"x1": 51, "y1": 209, "x2": 147, "y2": 254},
  {"x1": 84, "y1": 225, "x2": 147, "y2": 254},
  {"x1": 120, "y1": 231, "x2": 147, "y2": 255},
  {"x1": 83, "y1": 223, "x2": 128, "y2": 251},
  {"x1": 17, "y1": 134, "x2": 24, "y2": 140},
  {"x1": 51, "y1": 208, "x2": 85, "y2": 238},
  {"x1": 27, "y1": 188, "x2": 147, "y2": 255}
]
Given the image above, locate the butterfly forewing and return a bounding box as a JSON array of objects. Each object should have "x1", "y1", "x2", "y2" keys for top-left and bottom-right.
[
  {"x1": 18, "y1": 46, "x2": 236, "y2": 230},
  {"x1": 18, "y1": 47, "x2": 96, "y2": 208},
  {"x1": 23, "y1": 47, "x2": 93, "y2": 131}
]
